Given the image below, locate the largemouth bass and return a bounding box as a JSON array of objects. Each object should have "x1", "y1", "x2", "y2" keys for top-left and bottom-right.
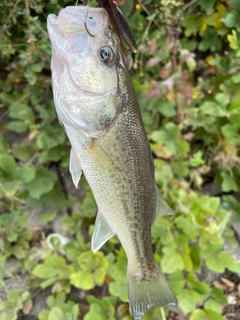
[{"x1": 47, "y1": 6, "x2": 177, "y2": 319}]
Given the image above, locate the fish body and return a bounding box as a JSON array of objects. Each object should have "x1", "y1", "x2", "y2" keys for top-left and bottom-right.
[{"x1": 47, "y1": 6, "x2": 177, "y2": 319}]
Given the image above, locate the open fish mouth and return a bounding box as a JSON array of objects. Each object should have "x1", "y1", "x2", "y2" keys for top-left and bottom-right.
[
  {"x1": 48, "y1": 6, "x2": 109, "y2": 35},
  {"x1": 48, "y1": 1, "x2": 138, "y2": 53}
]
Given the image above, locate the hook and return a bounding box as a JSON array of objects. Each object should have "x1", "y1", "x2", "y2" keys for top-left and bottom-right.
[{"x1": 82, "y1": 1, "x2": 95, "y2": 37}]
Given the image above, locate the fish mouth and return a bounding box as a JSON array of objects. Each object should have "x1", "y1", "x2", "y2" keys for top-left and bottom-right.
[{"x1": 47, "y1": 6, "x2": 109, "y2": 35}]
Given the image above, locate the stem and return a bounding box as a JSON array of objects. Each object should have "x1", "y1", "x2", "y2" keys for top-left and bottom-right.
[
  {"x1": 136, "y1": 0, "x2": 161, "y2": 30},
  {"x1": 182, "y1": 0, "x2": 198, "y2": 12},
  {"x1": 171, "y1": 32, "x2": 181, "y2": 124},
  {"x1": 25, "y1": 0, "x2": 30, "y2": 14},
  {"x1": 160, "y1": 307, "x2": 167, "y2": 320},
  {"x1": 133, "y1": 12, "x2": 157, "y2": 70}
]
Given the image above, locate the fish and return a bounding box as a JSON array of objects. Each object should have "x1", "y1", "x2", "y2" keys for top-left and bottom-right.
[{"x1": 47, "y1": 6, "x2": 177, "y2": 320}]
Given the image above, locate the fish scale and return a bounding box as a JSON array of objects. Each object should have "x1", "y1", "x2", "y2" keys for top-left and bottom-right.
[{"x1": 47, "y1": 6, "x2": 177, "y2": 319}]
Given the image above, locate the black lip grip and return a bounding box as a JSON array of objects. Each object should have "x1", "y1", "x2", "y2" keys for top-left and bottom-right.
[{"x1": 96, "y1": 0, "x2": 138, "y2": 53}]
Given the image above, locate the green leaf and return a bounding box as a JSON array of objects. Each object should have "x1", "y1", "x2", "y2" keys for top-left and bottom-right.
[
  {"x1": 47, "y1": 292, "x2": 66, "y2": 308},
  {"x1": 199, "y1": 0, "x2": 216, "y2": 12},
  {"x1": 200, "y1": 234, "x2": 223, "y2": 259},
  {"x1": 70, "y1": 270, "x2": 94, "y2": 290},
  {"x1": 224, "y1": 12, "x2": 238, "y2": 28},
  {"x1": 204, "y1": 298, "x2": 221, "y2": 313},
  {"x1": 9, "y1": 103, "x2": 34, "y2": 123},
  {"x1": 155, "y1": 160, "x2": 173, "y2": 185},
  {"x1": 220, "y1": 171, "x2": 238, "y2": 192},
  {"x1": 72, "y1": 304, "x2": 80, "y2": 320},
  {"x1": 31, "y1": 63, "x2": 43, "y2": 72},
  {"x1": 24, "y1": 69, "x2": 38, "y2": 85},
  {"x1": 39, "y1": 310, "x2": 50, "y2": 320},
  {"x1": 32, "y1": 264, "x2": 58, "y2": 279},
  {"x1": 190, "y1": 309, "x2": 206, "y2": 320},
  {"x1": 13, "y1": 143, "x2": 37, "y2": 162},
  {"x1": 149, "y1": 100, "x2": 176, "y2": 117},
  {"x1": 190, "y1": 245, "x2": 201, "y2": 271},
  {"x1": 40, "y1": 211, "x2": 57, "y2": 223},
  {"x1": 7, "y1": 121, "x2": 28, "y2": 133},
  {"x1": 205, "y1": 310, "x2": 227, "y2": 320},
  {"x1": 177, "y1": 289, "x2": 199, "y2": 314},
  {"x1": 2, "y1": 181, "x2": 21, "y2": 195},
  {"x1": 81, "y1": 194, "x2": 97, "y2": 219},
  {"x1": 32, "y1": 256, "x2": 73, "y2": 280},
  {"x1": 211, "y1": 288, "x2": 227, "y2": 304},
  {"x1": 40, "y1": 278, "x2": 58, "y2": 289},
  {"x1": 231, "y1": 0, "x2": 240, "y2": 13},
  {"x1": 221, "y1": 124, "x2": 240, "y2": 144},
  {"x1": 84, "y1": 296, "x2": 115, "y2": 320},
  {"x1": 192, "y1": 284, "x2": 210, "y2": 300},
  {"x1": 161, "y1": 247, "x2": 185, "y2": 273},
  {"x1": 16, "y1": 165, "x2": 36, "y2": 183},
  {"x1": 206, "y1": 250, "x2": 240, "y2": 272},
  {"x1": 48, "y1": 307, "x2": 65, "y2": 320},
  {"x1": 0, "y1": 310, "x2": 17, "y2": 320},
  {"x1": 176, "y1": 216, "x2": 199, "y2": 240},
  {"x1": 0, "y1": 154, "x2": 16, "y2": 176},
  {"x1": 25, "y1": 167, "x2": 56, "y2": 199},
  {"x1": 189, "y1": 151, "x2": 205, "y2": 167},
  {"x1": 70, "y1": 251, "x2": 108, "y2": 290},
  {"x1": 109, "y1": 252, "x2": 128, "y2": 302},
  {"x1": 231, "y1": 73, "x2": 240, "y2": 84},
  {"x1": 36, "y1": 127, "x2": 65, "y2": 150},
  {"x1": 158, "y1": 100, "x2": 176, "y2": 117},
  {"x1": 151, "y1": 122, "x2": 189, "y2": 157},
  {"x1": 200, "y1": 100, "x2": 226, "y2": 117},
  {"x1": 222, "y1": 195, "x2": 240, "y2": 224},
  {"x1": 167, "y1": 271, "x2": 185, "y2": 292},
  {"x1": 194, "y1": 196, "x2": 220, "y2": 216},
  {"x1": 171, "y1": 159, "x2": 189, "y2": 177}
]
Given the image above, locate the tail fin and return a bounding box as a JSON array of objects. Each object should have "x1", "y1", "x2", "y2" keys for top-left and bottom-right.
[{"x1": 127, "y1": 265, "x2": 177, "y2": 320}]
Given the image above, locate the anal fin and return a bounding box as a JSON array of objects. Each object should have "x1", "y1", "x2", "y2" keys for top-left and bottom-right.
[
  {"x1": 92, "y1": 211, "x2": 115, "y2": 253},
  {"x1": 156, "y1": 187, "x2": 175, "y2": 218},
  {"x1": 69, "y1": 148, "x2": 82, "y2": 188}
]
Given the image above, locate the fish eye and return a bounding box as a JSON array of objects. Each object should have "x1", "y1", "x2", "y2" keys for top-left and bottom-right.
[{"x1": 99, "y1": 46, "x2": 115, "y2": 66}]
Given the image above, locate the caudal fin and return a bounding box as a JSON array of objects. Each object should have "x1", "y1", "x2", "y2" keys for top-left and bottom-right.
[{"x1": 127, "y1": 265, "x2": 177, "y2": 320}]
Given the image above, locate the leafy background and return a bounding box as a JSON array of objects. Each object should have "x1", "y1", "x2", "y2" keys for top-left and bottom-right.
[{"x1": 0, "y1": 0, "x2": 240, "y2": 319}]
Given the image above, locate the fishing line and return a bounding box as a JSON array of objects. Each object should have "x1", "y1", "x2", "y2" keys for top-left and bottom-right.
[{"x1": 84, "y1": 2, "x2": 95, "y2": 37}]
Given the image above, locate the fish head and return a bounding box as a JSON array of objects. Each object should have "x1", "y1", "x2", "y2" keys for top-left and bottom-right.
[{"x1": 47, "y1": 6, "x2": 132, "y2": 146}]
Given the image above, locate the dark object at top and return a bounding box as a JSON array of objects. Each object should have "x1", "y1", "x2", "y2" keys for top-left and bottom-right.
[{"x1": 96, "y1": 0, "x2": 138, "y2": 52}]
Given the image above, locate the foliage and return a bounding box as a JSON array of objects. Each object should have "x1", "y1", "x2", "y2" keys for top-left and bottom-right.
[{"x1": 0, "y1": 0, "x2": 240, "y2": 319}]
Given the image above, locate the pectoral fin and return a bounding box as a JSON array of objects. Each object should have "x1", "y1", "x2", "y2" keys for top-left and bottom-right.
[
  {"x1": 69, "y1": 148, "x2": 82, "y2": 188},
  {"x1": 92, "y1": 211, "x2": 115, "y2": 253},
  {"x1": 156, "y1": 188, "x2": 175, "y2": 218}
]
